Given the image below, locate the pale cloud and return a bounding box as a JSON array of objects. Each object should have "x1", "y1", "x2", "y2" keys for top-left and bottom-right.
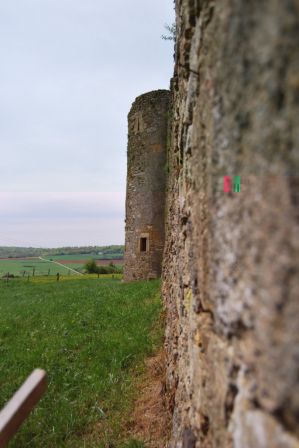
[
  {"x1": 0, "y1": 192, "x2": 125, "y2": 247},
  {"x1": 0, "y1": 1, "x2": 174, "y2": 245},
  {"x1": 0, "y1": 0, "x2": 174, "y2": 193}
]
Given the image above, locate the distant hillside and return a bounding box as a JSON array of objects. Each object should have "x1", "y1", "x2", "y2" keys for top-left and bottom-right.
[{"x1": 0, "y1": 245, "x2": 124, "y2": 259}]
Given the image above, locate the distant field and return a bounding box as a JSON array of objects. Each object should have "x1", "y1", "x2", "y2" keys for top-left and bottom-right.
[
  {"x1": 0, "y1": 255, "x2": 123, "y2": 277},
  {"x1": 0, "y1": 257, "x2": 37, "y2": 261},
  {"x1": 0, "y1": 258, "x2": 76, "y2": 277},
  {"x1": 43, "y1": 254, "x2": 124, "y2": 261},
  {"x1": 60, "y1": 258, "x2": 123, "y2": 265}
]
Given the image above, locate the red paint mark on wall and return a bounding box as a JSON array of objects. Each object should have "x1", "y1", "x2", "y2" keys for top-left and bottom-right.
[{"x1": 223, "y1": 176, "x2": 232, "y2": 192}]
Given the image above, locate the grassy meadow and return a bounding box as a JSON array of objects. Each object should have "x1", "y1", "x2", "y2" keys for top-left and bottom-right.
[
  {"x1": 0, "y1": 277, "x2": 162, "y2": 447},
  {"x1": 0, "y1": 256, "x2": 123, "y2": 278},
  {"x1": 0, "y1": 258, "x2": 77, "y2": 278},
  {"x1": 42, "y1": 255, "x2": 123, "y2": 262}
]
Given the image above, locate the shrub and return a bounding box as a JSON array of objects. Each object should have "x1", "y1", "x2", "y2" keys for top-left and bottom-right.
[
  {"x1": 84, "y1": 259, "x2": 123, "y2": 275},
  {"x1": 84, "y1": 259, "x2": 99, "y2": 274}
]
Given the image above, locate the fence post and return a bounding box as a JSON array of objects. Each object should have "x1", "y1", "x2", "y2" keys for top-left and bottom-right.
[{"x1": 0, "y1": 369, "x2": 47, "y2": 447}]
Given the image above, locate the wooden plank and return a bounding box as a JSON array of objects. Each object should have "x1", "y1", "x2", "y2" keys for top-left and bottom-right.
[{"x1": 0, "y1": 369, "x2": 47, "y2": 447}]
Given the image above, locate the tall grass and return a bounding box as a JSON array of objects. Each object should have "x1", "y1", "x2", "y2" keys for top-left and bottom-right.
[{"x1": 0, "y1": 278, "x2": 162, "y2": 447}]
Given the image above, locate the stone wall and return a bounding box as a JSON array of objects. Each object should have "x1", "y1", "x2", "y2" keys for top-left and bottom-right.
[
  {"x1": 162, "y1": 1, "x2": 299, "y2": 447},
  {"x1": 124, "y1": 90, "x2": 170, "y2": 282}
]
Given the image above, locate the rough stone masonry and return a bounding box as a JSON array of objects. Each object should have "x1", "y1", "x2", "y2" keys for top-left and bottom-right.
[
  {"x1": 124, "y1": 0, "x2": 299, "y2": 446},
  {"x1": 162, "y1": 0, "x2": 299, "y2": 447},
  {"x1": 124, "y1": 90, "x2": 170, "y2": 282}
]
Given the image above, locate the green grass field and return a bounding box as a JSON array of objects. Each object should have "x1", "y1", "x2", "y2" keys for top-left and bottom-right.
[
  {"x1": 43, "y1": 255, "x2": 123, "y2": 262},
  {"x1": 0, "y1": 256, "x2": 123, "y2": 278},
  {"x1": 0, "y1": 277, "x2": 162, "y2": 447},
  {"x1": 0, "y1": 259, "x2": 79, "y2": 278}
]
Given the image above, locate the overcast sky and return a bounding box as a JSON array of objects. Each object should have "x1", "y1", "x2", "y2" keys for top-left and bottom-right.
[{"x1": 0, "y1": 0, "x2": 174, "y2": 247}]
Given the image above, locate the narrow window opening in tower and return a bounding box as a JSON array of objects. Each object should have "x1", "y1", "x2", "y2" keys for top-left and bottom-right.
[{"x1": 140, "y1": 237, "x2": 148, "y2": 252}]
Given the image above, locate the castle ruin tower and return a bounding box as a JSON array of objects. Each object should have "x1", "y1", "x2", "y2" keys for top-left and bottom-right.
[{"x1": 124, "y1": 90, "x2": 170, "y2": 281}]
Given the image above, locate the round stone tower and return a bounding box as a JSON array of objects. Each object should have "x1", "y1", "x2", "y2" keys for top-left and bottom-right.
[{"x1": 124, "y1": 89, "x2": 170, "y2": 281}]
